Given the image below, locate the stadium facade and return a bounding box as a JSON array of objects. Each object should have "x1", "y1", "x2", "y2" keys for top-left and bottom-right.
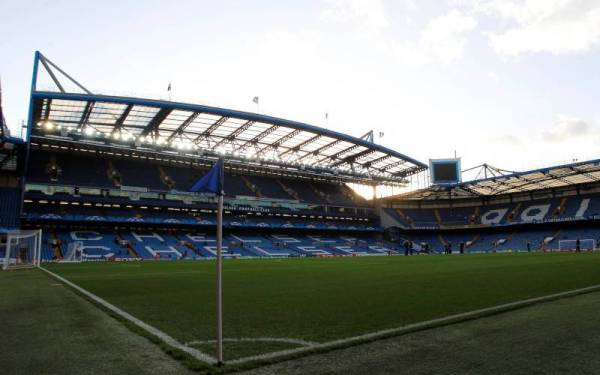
[{"x1": 2, "y1": 51, "x2": 600, "y2": 262}]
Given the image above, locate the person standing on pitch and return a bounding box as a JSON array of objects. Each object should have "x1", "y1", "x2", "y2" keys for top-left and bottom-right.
[
  {"x1": 527, "y1": 241, "x2": 531, "y2": 252},
  {"x1": 404, "y1": 239, "x2": 410, "y2": 256},
  {"x1": 576, "y1": 238, "x2": 581, "y2": 252}
]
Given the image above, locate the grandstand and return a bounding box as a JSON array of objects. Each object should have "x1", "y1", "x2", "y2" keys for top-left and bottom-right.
[
  {"x1": 383, "y1": 160, "x2": 600, "y2": 253},
  {"x1": 4, "y1": 52, "x2": 600, "y2": 261},
  {"x1": 6, "y1": 52, "x2": 427, "y2": 262}
]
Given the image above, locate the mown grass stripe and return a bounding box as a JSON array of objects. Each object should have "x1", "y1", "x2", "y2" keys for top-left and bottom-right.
[
  {"x1": 229, "y1": 283, "x2": 600, "y2": 365},
  {"x1": 39, "y1": 266, "x2": 218, "y2": 365}
]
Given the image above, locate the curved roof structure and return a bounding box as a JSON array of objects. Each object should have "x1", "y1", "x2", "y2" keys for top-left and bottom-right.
[
  {"x1": 394, "y1": 159, "x2": 600, "y2": 200},
  {"x1": 27, "y1": 52, "x2": 427, "y2": 185}
]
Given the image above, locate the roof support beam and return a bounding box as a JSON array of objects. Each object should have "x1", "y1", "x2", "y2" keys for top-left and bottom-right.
[
  {"x1": 279, "y1": 134, "x2": 322, "y2": 157},
  {"x1": 140, "y1": 107, "x2": 172, "y2": 137},
  {"x1": 569, "y1": 166, "x2": 600, "y2": 183},
  {"x1": 297, "y1": 139, "x2": 343, "y2": 162},
  {"x1": 114, "y1": 104, "x2": 133, "y2": 131},
  {"x1": 77, "y1": 101, "x2": 95, "y2": 129},
  {"x1": 318, "y1": 143, "x2": 361, "y2": 164},
  {"x1": 330, "y1": 148, "x2": 376, "y2": 168},
  {"x1": 257, "y1": 129, "x2": 302, "y2": 155},
  {"x1": 381, "y1": 159, "x2": 407, "y2": 172},
  {"x1": 487, "y1": 177, "x2": 537, "y2": 195},
  {"x1": 366, "y1": 154, "x2": 393, "y2": 167},
  {"x1": 545, "y1": 171, "x2": 578, "y2": 185},
  {"x1": 167, "y1": 112, "x2": 199, "y2": 142},
  {"x1": 38, "y1": 53, "x2": 93, "y2": 94},
  {"x1": 238, "y1": 125, "x2": 279, "y2": 150},
  {"x1": 38, "y1": 56, "x2": 65, "y2": 93},
  {"x1": 213, "y1": 120, "x2": 254, "y2": 148},
  {"x1": 194, "y1": 116, "x2": 229, "y2": 142}
]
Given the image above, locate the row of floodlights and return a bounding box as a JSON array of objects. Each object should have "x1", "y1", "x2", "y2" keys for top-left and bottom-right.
[
  {"x1": 37, "y1": 121, "x2": 303, "y2": 161},
  {"x1": 39, "y1": 120, "x2": 205, "y2": 151},
  {"x1": 37, "y1": 121, "x2": 388, "y2": 178}
]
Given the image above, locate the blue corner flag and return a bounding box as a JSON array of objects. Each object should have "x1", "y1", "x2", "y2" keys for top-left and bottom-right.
[{"x1": 189, "y1": 158, "x2": 224, "y2": 195}]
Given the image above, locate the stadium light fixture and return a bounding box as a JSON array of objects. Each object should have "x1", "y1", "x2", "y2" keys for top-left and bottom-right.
[
  {"x1": 43, "y1": 121, "x2": 54, "y2": 131},
  {"x1": 84, "y1": 127, "x2": 95, "y2": 136}
]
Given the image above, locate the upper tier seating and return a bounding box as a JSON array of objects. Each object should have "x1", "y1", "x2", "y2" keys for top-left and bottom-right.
[
  {"x1": 389, "y1": 194, "x2": 600, "y2": 229},
  {"x1": 113, "y1": 159, "x2": 165, "y2": 190},
  {"x1": 246, "y1": 175, "x2": 290, "y2": 200},
  {"x1": 26, "y1": 149, "x2": 365, "y2": 206}
]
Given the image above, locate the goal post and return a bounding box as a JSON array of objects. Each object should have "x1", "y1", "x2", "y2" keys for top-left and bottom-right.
[
  {"x1": 558, "y1": 239, "x2": 596, "y2": 251},
  {"x1": 2, "y1": 229, "x2": 43, "y2": 270}
]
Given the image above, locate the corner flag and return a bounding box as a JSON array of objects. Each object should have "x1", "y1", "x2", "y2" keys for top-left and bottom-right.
[
  {"x1": 189, "y1": 158, "x2": 226, "y2": 364},
  {"x1": 189, "y1": 158, "x2": 224, "y2": 195}
]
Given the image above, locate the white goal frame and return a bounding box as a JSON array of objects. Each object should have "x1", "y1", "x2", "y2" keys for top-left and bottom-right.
[
  {"x1": 2, "y1": 229, "x2": 42, "y2": 270},
  {"x1": 558, "y1": 239, "x2": 596, "y2": 251}
]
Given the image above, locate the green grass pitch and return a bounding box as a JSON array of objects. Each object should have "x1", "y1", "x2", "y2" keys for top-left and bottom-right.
[{"x1": 46, "y1": 252, "x2": 600, "y2": 362}]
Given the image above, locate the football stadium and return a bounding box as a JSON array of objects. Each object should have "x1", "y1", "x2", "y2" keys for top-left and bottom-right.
[{"x1": 4, "y1": 5, "x2": 600, "y2": 369}]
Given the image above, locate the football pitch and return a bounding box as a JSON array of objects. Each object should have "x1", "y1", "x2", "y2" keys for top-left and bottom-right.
[{"x1": 42, "y1": 252, "x2": 600, "y2": 369}]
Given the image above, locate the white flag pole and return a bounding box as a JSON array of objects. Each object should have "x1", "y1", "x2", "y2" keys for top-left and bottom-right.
[{"x1": 216, "y1": 191, "x2": 224, "y2": 365}]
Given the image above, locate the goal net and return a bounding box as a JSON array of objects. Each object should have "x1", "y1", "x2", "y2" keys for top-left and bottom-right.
[
  {"x1": 1, "y1": 229, "x2": 42, "y2": 270},
  {"x1": 61, "y1": 241, "x2": 84, "y2": 263},
  {"x1": 558, "y1": 239, "x2": 596, "y2": 251}
]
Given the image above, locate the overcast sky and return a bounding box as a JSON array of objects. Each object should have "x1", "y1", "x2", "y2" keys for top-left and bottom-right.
[{"x1": 1, "y1": 0, "x2": 600, "y2": 176}]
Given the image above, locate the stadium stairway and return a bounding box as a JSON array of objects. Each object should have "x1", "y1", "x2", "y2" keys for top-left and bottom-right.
[
  {"x1": 310, "y1": 183, "x2": 331, "y2": 204},
  {"x1": 394, "y1": 209, "x2": 414, "y2": 228},
  {"x1": 471, "y1": 206, "x2": 481, "y2": 225},
  {"x1": 107, "y1": 160, "x2": 122, "y2": 187},
  {"x1": 241, "y1": 175, "x2": 262, "y2": 197},
  {"x1": 116, "y1": 231, "x2": 139, "y2": 257},
  {"x1": 553, "y1": 197, "x2": 569, "y2": 219},
  {"x1": 158, "y1": 166, "x2": 176, "y2": 190},
  {"x1": 466, "y1": 234, "x2": 480, "y2": 252},
  {"x1": 544, "y1": 229, "x2": 562, "y2": 251},
  {"x1": 505, "y1": 203, "x2": 522, "y2": 224},
  {"x1": 276, "y1": 179, "x2": 300, "y2": 200},
  {"x1": 434, "y1": 209, "x2": 443, "y2": 227},
  {"x1": 437, "y1": 233, "x2": 447, "y2": 251},
  {"x1": 48, "y1": 154, "x2": 60, "y2": 182}
]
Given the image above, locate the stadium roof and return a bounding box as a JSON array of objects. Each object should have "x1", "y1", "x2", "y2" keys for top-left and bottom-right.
[
  {"x1": 393, "y1": 159, "x2": 600, "y2": 200},
  {"x1": 27, "y1": 52, "x2": 427, "y2": 185}
]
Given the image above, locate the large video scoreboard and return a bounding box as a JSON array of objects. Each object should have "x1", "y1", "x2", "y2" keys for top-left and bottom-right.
[{"x1": 429, "y1": 158, "x2": 461, "y2": 185}]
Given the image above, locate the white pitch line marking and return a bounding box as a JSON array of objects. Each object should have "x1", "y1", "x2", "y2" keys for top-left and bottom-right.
[
  {"x1": 39, "y1": 266, "x2": 217, "y2": 365},
  {"x1": 186, "y1": 337, "x2": 317, "y2": 347},
  {"x1": 228, "y1": 283, "x2": 600, "y2": 365}
]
